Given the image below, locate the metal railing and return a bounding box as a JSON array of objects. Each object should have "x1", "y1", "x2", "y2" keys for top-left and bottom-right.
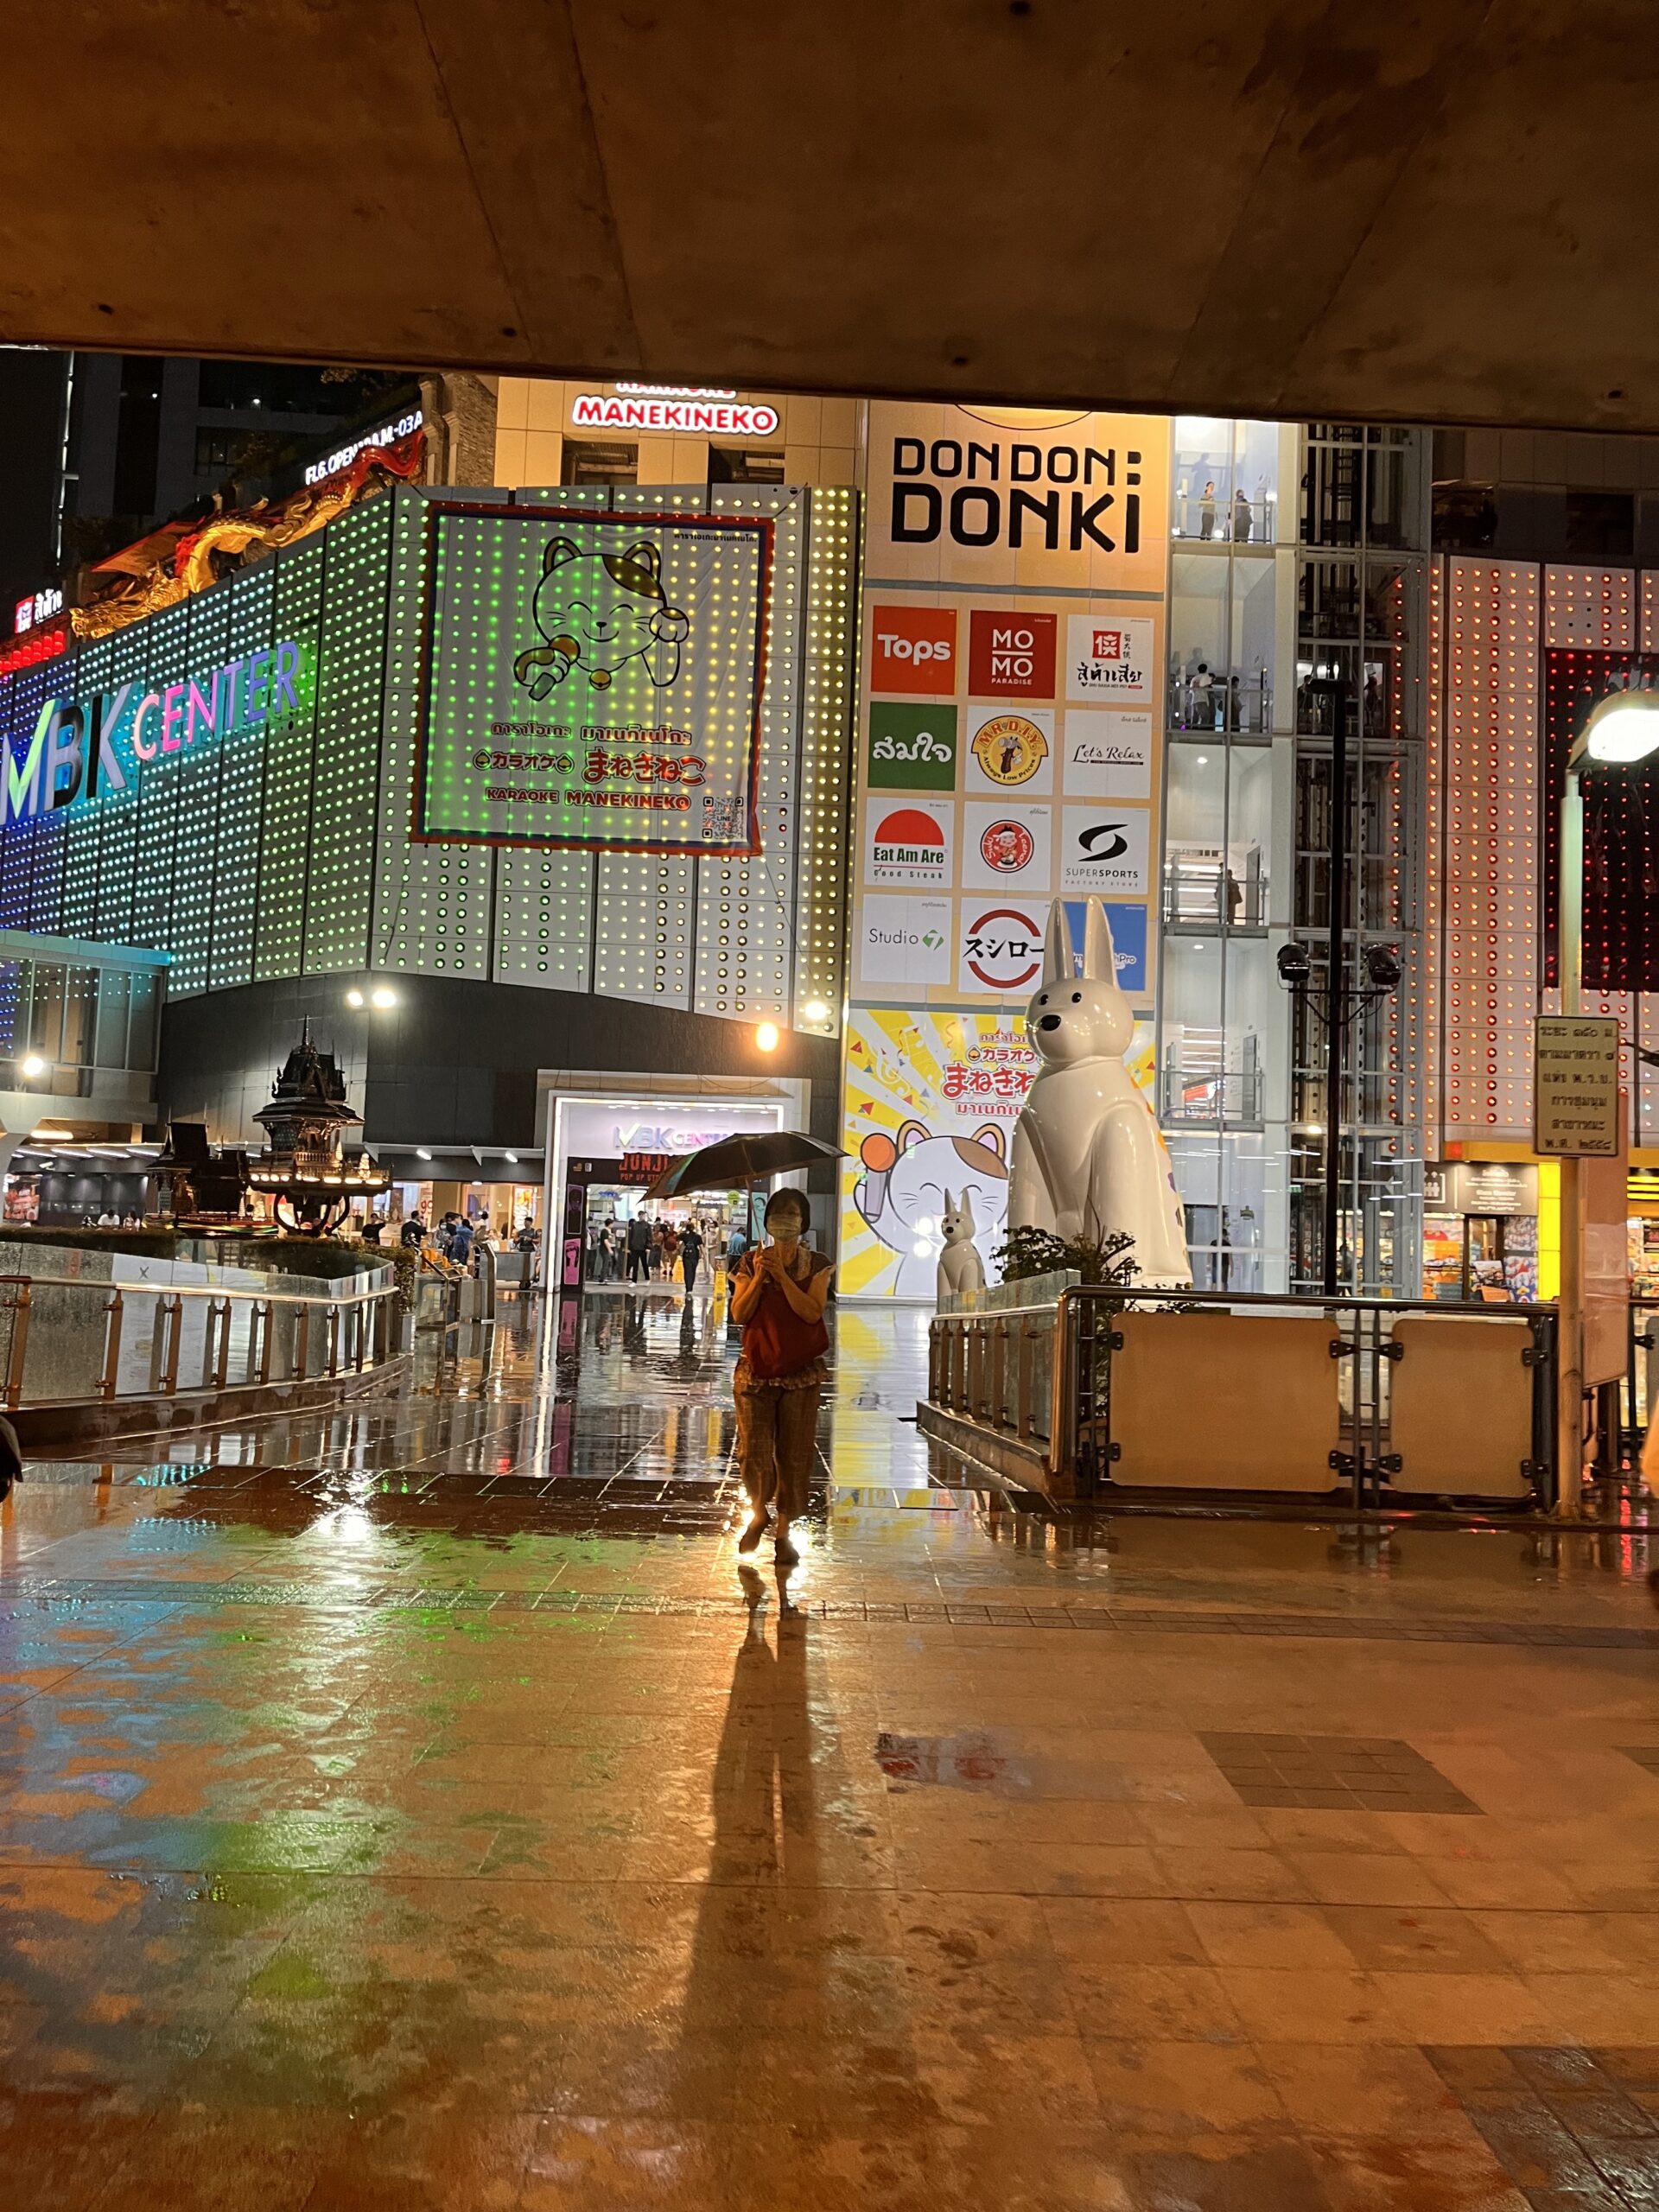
[
  {"x1": 0, "y1": 1269, "x2": 408, "y2": 1411},
  {"x1": 928, "y1": 1285, "x2": 1560, "y2": 1508}
]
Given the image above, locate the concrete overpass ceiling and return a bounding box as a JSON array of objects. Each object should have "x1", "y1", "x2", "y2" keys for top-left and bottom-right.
[{"x1": 3, "y1": 2, "x2": 1650, "y2": 431}]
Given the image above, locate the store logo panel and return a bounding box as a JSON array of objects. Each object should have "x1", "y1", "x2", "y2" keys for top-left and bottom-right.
[
  {"x1": 1058, "y1": 804, "x2": 1150, "y2": 895},
  {"x1": 1061, "y1": 708, "x2": 1152, "y2": 799},
  {"x1": 867, "y1": 702, "x2": 958, "y2": 791},
  {"x1": 869, "y1": 604, "x2": 957, "y2": 695},
  {"x1": 968, "y1": 610, "x2": 1057, "y2": 699},
  {"x1": 962, "y1": 801, "x2": 1052, "y2": 894},
  {"x1": 864, "y1": 797, "x2": 955, "y2": 887},
  {"x1": 856, "y1": 893, "x2": 952, "y2": 988},
  {"x1": 963, "y1": 706, "x2": 1053, "y2": 795},
  {"x1": 1065, "y1": 613, "x2": 1154, "y2": 704},
  {"x1": 957, "y1": 899, "x2": 1051, "y2": 996}
]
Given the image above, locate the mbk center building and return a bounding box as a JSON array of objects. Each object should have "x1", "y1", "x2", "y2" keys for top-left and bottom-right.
[{"x1": 7, "y1": 380, "x2": 1544, "y2": 1299}]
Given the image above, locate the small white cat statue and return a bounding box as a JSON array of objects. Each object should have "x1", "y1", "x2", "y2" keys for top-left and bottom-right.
[
  {"x1": 1008, "y1": 901, "x2": 1191, "y2": 1287},
  {"x1": 936, "y1": 1189, "x2": 987, "y2": 1303}
]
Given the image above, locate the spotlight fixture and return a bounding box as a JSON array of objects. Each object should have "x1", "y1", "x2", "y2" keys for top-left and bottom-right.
[
  {"x1": 20, "y1": 1054, "x2": 45, "y2": 1077},
  {"x1": 416, "y1": 1148, "x2": 432, "y2": 1161},
  {"x1": 1275, "y1": 944, "x2": 1312, "y2": 986},
  {"x1": 755, "y1": 1021, "x2": 779, "y2": 1052},
  {"x1": 1364, "y1": 944, "x2": 1402, "y2": 989},
  {"x1": 345, "y1": 988, "x2": 365, "y2": 1007},
  {"x1": 503, "y1": 1152, "x2": 518, "y2": 1164},
  {"x1": 802, "y1": 998, "x2": 831, "y2": 1026},
  {"x1": 371, "y1": 987, "x2": 397, "y2": 1008}
]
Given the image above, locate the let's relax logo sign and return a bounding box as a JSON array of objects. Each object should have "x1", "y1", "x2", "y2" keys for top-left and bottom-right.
[
  {"x1": 868, "y1": 703, "x2": 957, "y2": 791},
  {"x1": 2, "y1": 643, "x2": 308, "y2": 825}
]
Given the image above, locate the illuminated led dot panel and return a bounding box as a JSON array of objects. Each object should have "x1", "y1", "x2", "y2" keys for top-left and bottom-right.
[
  {"x1": 1542, "y1": 645, "x2": 1659, "y2": 997},
  {"x1": 1543, "y1": 563, "x2": 1634, "y2": 651},
  {"x1": 0, "y1": 482, "x2": 860, "y2": 1033},
  {"x1": 1433, "y1": 556, "x2": 1540, "y2": 1141}
]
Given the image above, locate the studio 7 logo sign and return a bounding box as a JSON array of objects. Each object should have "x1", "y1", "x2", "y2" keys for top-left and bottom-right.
[
  {"x1": 869, "y1": 605, "x2": 957, "y2": 696},
  {"x1": 1058, "y1": 805, "x2": 1150, "y2": 895},
  {"x1": 1065, "y1": 613, "x2": 1153, "y2": 704}
]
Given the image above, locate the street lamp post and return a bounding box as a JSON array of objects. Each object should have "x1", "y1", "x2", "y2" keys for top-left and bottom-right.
[{"x1": 1554, "y1": 684, "x2": 1659, "y2": 1520}]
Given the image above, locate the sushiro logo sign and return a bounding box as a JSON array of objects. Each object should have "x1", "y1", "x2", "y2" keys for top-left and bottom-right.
[
  {"x1": 958, "y1": 900, "x2": 1049, "y2": 995},
  {"x1": 870, "y1": 605, "x2": 957, "y2": 694},
  {"x1": 2, "y1": 642, "x2": 308, "y2": 827},
  {"x1": 888, "y1": 435, "x2": 1144, "y2": 554}
]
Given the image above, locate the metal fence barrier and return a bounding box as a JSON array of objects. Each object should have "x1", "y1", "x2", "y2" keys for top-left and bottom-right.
[
  {"x1": 926, "y1": 1285, "x2": 1560, "y2": 1508},
  {"x1": 0, "y1": 1269, "x2": 409, "y2": 1412}
]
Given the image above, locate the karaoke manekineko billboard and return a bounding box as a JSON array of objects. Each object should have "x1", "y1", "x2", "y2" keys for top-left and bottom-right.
[
  {"x1": 416, "y1": 505, "x2": 770, "y2": 855},
  {"x1": 840, "y1": 1005, "x2": 1154, "y2": 1299}
]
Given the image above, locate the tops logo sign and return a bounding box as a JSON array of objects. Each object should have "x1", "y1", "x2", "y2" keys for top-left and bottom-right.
[
  {"x1": 570, "y1": 393, "x2": 780, "y2": 438},
  {"x1": 869, "y1": 605, "x2": 956, "y2": 695},
  {"x1": 2, "y1": 642, "x2": 308, "y2": 826},
  {"x1": 887, "y1": 435, "x2": 1141, "y2": 556}
]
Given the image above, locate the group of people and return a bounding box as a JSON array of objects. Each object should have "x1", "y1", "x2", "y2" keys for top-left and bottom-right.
[
  {"x1": 395, "y1": 1211, "x2": 541, "y2": 1270},
  {"x1": 589, "y1": 1211, "x2": 719, "y2": 1289}
]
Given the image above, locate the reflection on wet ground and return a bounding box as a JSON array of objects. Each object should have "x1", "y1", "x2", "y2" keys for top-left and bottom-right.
[{"x1": 3, "y1": 1284, "x2": 1659, "y2": 2209}]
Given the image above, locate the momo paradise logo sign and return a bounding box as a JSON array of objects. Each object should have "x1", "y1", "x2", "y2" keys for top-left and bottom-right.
[{"x1": 869, "y1": 605, "x2": 957, "y2": 695}]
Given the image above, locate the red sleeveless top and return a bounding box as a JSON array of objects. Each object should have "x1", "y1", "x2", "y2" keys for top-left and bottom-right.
[{"x1": 736, "y1": 1247, "x2": 831, "y2": 1381}]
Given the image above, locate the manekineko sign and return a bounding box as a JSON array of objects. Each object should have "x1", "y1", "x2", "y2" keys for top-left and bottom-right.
[{"x1": 571, "y1": 394, "x2": 780, "y2": 438}]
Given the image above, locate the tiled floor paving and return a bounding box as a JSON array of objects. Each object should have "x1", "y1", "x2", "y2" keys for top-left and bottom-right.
[{"x1": 0, "y1": 1290, "x2": 1656, "y2": 2208}]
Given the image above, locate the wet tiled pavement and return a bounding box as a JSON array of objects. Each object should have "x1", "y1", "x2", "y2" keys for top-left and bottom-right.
[{"x1": 3, "y1": 1283, "x2": 1659, "y2": 2209}]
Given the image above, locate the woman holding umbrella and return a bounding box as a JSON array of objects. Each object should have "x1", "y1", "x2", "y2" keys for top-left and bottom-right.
[{"x1": 728, "y1": 1187, "x2": 833, "y2": 1564}]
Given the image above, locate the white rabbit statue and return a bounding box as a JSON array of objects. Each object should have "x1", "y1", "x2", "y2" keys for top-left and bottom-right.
[
  {"x1": 1009, "y1": 900, "x2": 1191, "y2": 1286},
  {"x1": 936, "y1": 1189, "x2": 987, "y2": 1302}
]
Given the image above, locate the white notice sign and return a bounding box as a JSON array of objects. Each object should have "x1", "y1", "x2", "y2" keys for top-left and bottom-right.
[{"x1": 1533, "y1": 1016, "x2": 1622, "y2": 1156}]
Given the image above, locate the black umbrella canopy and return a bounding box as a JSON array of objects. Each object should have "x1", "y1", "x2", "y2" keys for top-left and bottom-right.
[{"x1": 645, "y1": 1130, "x2": 844, "y2": 1201}]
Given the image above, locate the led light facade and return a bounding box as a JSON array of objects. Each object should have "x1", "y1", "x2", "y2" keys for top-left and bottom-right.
[{"x1": 0, "y1": 485, "x2": 860, "y2": 1030}]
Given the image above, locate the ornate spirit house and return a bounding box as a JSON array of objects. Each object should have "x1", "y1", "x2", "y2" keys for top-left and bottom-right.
[{"x1": 248, "y1": 1030, "x2": 390, "y2": 1233}]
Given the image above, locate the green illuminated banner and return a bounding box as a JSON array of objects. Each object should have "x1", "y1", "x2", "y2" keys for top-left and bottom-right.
[{"x1": 416, "y1": 505, "x2": 772, "y2": 854}]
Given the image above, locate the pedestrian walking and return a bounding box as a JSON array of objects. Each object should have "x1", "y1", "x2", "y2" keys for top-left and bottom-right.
[
  {"x1": 679, "y1": 1220, "x2": 703, "y2": 1298},
  {"x1": 626, "y1": 1212, "x2": 652, "y2": 1283},
  {"x1": 450, "y1": 1214, "x2": 474, "y2": 1265},
  {"x1": 728, "y1": 1188, "x2": 833, "y2": 1567},
  {"x1": 597, "y1": 1222, "x2": 615, "y2": 1280}
]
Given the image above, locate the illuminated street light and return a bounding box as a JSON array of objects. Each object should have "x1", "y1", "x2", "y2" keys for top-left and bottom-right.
[
  {"x1": 1583, "y1": 687, "x2": 1659, "y2": 763},
  {"x1": 755, "y1": 1021, "x2": 779, "y2": 1052}
]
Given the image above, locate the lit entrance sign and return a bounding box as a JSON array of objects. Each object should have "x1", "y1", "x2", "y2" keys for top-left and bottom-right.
[
  {"x1": 304, "y1": 409, "x2": 423, "y2": 486},
  {"x1": 2, "y1": 640, "x2": 308, "y2": 825},
  {"x1": 14, "y1": 588, "x2": 63, "y2": 635},
  {"x1": 571, "y1": 392, "x2": 779, "y2": 437}
]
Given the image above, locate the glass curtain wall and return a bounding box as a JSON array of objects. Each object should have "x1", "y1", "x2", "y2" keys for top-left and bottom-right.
[
  {"x1": 1288, "y1": 427, "x2": 1429, "y2": 1294},
  {"x1": 1162, "y1": 419, "x2": 1297, "y2": 1289},
  {"x1": 1160, "y1": 421, "x2": 1429, "y2": 1294}
]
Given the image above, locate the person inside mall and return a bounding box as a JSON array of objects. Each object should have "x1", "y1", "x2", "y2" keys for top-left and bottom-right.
[{"x1": 728, "y1": 1188, "x2": 833, "y2": 1566}]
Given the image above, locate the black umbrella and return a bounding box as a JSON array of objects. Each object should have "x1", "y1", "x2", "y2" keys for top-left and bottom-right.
[{"x1": 645, "y1": 1131, "x2": 845, "y2": 1234}]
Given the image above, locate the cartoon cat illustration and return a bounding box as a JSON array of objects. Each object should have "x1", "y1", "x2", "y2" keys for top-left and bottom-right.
[
  {"x1": 513, "y1": 536, "x2": 690, "y2": 697},
  {"x1": 855, "y1": 1121, "x2": 1010, "y2": 1298}
]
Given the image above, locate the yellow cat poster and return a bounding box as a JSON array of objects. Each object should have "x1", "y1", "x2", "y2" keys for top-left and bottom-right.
[{"x1": 841, "y1": 1007, "x2": 1154, "y2": 1299}]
